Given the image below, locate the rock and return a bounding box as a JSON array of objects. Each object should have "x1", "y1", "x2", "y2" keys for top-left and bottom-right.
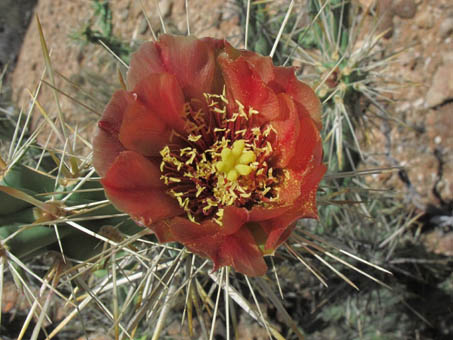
[
  {"x1": 377, "y1": 0, "x2": 395, "y2": 38},
  {"x1": 118, "y1": 7, "x2": 129, "y2": 22},
  {"x1": 380, "y1": 14, "x2": 395, "y2": 38},
  {"x1": 159, "y1": 0, "x2": 173, "y2": 18},
  {"x1": 356, "y1": 0, "x2": 375, "y2": 10},
  {"x1": 443, "y1": 52, "x2": 453, "y2": 63},
  {"x1": 76, "y1": 334, "x2": 112, "y2": 340},
  {"x1": 138, "y1": 15, "x2": 149, "y2": 34},
  {"x1": 439, "y1": 17, "x2": 453, "y2": 39},
  {"x1": 393, "y1": 0, "x2": 417, "y2": 19},
  {"x1": 423, "y1": 230, "x2": 453, "y2": 256},
  {"x1": 415, "y1": 10, "x2": 434, "y2": 29},
  {"x1": 1, "y1": 281, "x2": 18, "y2": 313},
  {"x1": 426, "y1": 62, "x2": 453, "y2": 107},
  {"x1": 0, "y1": 0, "x2": 37, "y2": 68}
]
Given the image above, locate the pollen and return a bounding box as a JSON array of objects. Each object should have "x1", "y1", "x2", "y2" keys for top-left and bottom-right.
[{"x1": 215, "y1": 140, "x2": 256, "y2": 182}]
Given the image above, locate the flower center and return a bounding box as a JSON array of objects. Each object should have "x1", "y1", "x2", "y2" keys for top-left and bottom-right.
[
  {"x1": 159, "y1": 92, "x2": 282, "y2": 225},
  {"x1": 215, "y1": 140, "x2": 256, "y2": 182}
]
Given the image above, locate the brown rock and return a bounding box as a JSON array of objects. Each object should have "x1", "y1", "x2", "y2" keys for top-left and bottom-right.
[
  {"x1": 423, "y1": 230, "x2": 453, "y2": 256},
  {"x1": 76, "y1": 334, "x2": 113, "y2": 340},
  {"x1": 393, "y1": 0, "x2": 417, "y2": 19},
  {"x1": 415, "y1": 10, "x2": 434, "y2": 29},
  {"x1": 377, "y1": 0, "x2": 395, "y2": 38},
  {"x1": 426, "y1": 62, "x2": 453, "y2": 107},
  {"x1": 439, "y1": 17, "x2": 453, "y2": 39},
  {"x1": 355, "y1": 0, "x2": 376, "y2": 11},
  {"x1": 1, "y1": 281, "x2": 18, "y2": 313}
]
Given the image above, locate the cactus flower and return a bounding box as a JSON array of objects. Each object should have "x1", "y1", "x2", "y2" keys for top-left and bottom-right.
[{"x1": 93, "y1": 34, "x2": 326, "y2": 276}]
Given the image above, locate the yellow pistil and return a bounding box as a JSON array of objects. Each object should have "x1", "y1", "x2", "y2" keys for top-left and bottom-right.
[{"x1": 215, "y1": 139, "x2": 256, "y2": 181}]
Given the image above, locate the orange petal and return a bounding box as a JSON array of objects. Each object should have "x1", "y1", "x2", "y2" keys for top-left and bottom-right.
[
  {"x1": 263, "y1": 162, "x2": 326, "y2": 251},
  {"x1": 169, "y1": 207, "x2": 249, "y2": 244},
  {"x1": 92, "y1": 128, "x2": 125, "y2": 178},
  {"x1": 152, "y1": 219, "x2": 177, "y2": 243},
  {"x1": 127, "y1": 41, "x2": 166, "y2": 90},
  {"x1": 102, "y1": 151, "x2": 182, "y2": 224},
  {"x1": 242, "y1": 51, "x2": 275, "y2": 84},
  {"x1": 264, "y1": 220, "x2": 298, "y2": 253},
  {"x1": 220, "y1": 206, "x2": 249, "y2": 236},
  {"x1": 249, "y1": 205, "x2": 292, "y2": 222},
  {"x1": 217, "y1": 228, "x2": 267, "y2": 277},
  {"x1": 218, "y1": 54, "x2": 280, "y2": 124},
  {"x1": 277, "y1": 167, "x2": 306, "y2": 206},
  {"x1": 271, "y1": 93, "x2": 301, "y2": 168},
  {"x1": 296, "y1": 161, "x2": 327, "y2": 219},
  {"x1": 166, "y1": 207, "x2": 267, "y2": 276},
  {"x1": 277, "y1": 155, "x2": 325, "y2": 209},
  {"x1": 102, "y1": 151, "x2": 164, "y2": 189},
  {"x1": 157, "y1": 34, "x2": 217, "y2": 100},
  {"x1": 167, "y1": 217, "x2": 223, "y2": 262},
  {"x1": 287, "y1": 103, "x2": 323, "y2": 172},
  {"x1": 257, "y1": 206, "x2": 303, "y2": 252},
  {"x1": 133, "y1": 73, "x2": 186, "y2": 133},
  {"x1": 270, "y1": 66, "x2": 322, "y2": 129},
  {"x1": 118, "y1": 98, "x2": 172, "y2": 157},
  {"x1": 93, "y1": 90, "x2": 131, "y2": 176},
  {"x1": 201, "y1": 37, "x2": 229, "y2": 94}
]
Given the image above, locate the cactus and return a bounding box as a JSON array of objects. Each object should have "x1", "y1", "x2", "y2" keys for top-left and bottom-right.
[{"x1": 2, "y1": 1, "x2": 444, "y2": 339}]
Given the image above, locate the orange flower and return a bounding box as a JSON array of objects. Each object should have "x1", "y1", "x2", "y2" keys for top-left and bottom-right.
[{"x1": 93, "y1": 34, "x2": 326, "y2": 276}]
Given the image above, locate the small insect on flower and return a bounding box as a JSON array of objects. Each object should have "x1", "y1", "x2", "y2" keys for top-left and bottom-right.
[{"x1": 93, "y1": 34, "x2": 326, "y2": 276}]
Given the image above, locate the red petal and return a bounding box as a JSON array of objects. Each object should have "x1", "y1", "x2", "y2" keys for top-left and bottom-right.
[
  {"x1": 277, "y1": 169, "x2": 304, "y2": 205},
  {"x1": 296, "y1": 161, "x2": 327, "y2": 219},
  {"x1": 277, "y1": 158, "x2": 325, "y2": 210},
  {"x1": 271, "y1": 93, "x2": 301, "y2": 168},
  {"x1": 166, "y1": 207, "x2": 267, "y2": 276},
  {"x1": 258, "y1": 206, "x2": 303, "y2": 252},
  {"x1": 218, "y1": 229, "x2": 267, "y2": 277},
  {"x1": 242, "y1": 51, "x2": 275, "y2": 84},
  {"x1": 201, "y1": 37, "x2": 227, "y2": 51},
  {"x1": 152, "y1": 219, "x2": 177, "y2": 243},
  {"x1": 133, "y1": 73, "x2": 186, "y2": 133},
  {"x1": 262, "y1": 162, "x2": 326, "y2": 251},
  {"x1": 118, "y1": 98, "x2": 172, "y2": 157},
  {"x1": 218, "y1": 54, "x2": 280, "y2": 123},
  {"x1": 167, "y1": 217, "x2": 223, "y2": 262},
  {"x1": 102, "y1": 151, "x2": 182, "y2": 224},
  {"x1": 93, "y1": 128, "x2": 125, "y2": 178},
  {"x1": 103, "y1": 151, "x2": 164, "y2": 189},
  {"x1": 169, "y1": 207, "x2": 249, "y2": 245},
  {"x1": 249, "y1": 205, "x2": 292, "y2": 222},
  {"x1": 157, "y1": 34, "x2": 217, "y2": 100},
  {"x1": 127, "y1": 42, "x2": 166, "y2": 90},
  {"x1": 270, "y1": 66, "x2": 322, "y2": 129},
  {"x1": 93, "y1": 91, "x2": 131, "y2": 176},
  {"x1": 220, "y1": 206, "x2": 249, "y2": 236},
  {"x1": 263, "y1": 219, "x2": 298, "y2": 252},
  {"x1": 200, "y1": 37, "x2": 230, "y2": 95},
  {"x1": 287, "y1": 103, "x2": 323, "y2": 171}
]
